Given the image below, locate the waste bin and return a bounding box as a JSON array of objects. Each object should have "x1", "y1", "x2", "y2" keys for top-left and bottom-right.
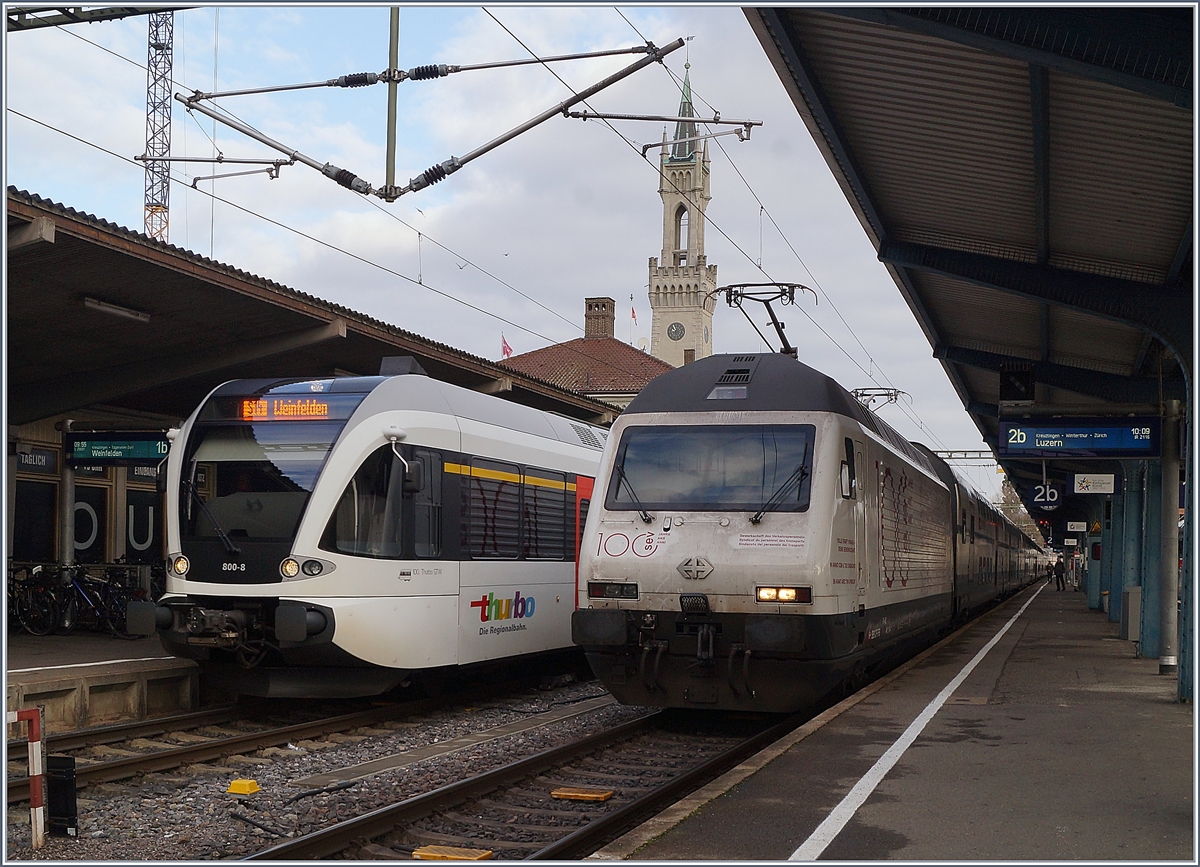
[
  {"x1": 1119, "y1": 586, "x2": 1141, "y2": 642},
  {"x1": 1100, "y1": 590, "x2": 1109, "y2": 614},
  {"x1": 46, "y1": 755, "x2": 77, "y2": 837}
]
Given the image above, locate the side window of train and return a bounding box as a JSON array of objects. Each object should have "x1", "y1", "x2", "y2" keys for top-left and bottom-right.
[
  {"x1": 840, "y1": 437, "x2": 856, "y2": 499},
  {"x1": 970, "y1": 514, "x2": 976, "y2": 543},
  {"x1": 961, "y1": 510, "x2": 967, "y2": 544},
  {"x1": 413, "y1": 449, "x2": 442, "y2": 558},
  {"x1": 523, "y1": 469, "x2": 566, "y2": 560},
  {"x1": 466, "y1": 458, "x2": 521, "y2": 559},
  {"x1": 321, "y1": 445, "x2": 404, "y2": 559}
]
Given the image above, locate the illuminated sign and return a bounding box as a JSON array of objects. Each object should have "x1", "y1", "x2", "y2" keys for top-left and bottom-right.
[
  {"x1": 65, "y1": 432, "x2": 170, "y2": 466},
  {"x1": 999, "y1": 418, "x2": 1160, "y2": 458},
  {"x1": 240, "y1": 398, "x2": 331, "y2": 420},
  {"x1": 201, "y1": 392, "x2": 366, "y2": 423}
]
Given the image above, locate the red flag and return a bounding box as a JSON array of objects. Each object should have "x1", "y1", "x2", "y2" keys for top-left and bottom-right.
[
  {"x1": 631, "y1": 304, "x2": 637, "y2": 325},
  {"x1": 501, "y1": 334, "x2": 513, "y2": 359}
]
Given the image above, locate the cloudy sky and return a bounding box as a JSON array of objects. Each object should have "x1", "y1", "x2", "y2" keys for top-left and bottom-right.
[{"x1": 4, "y1": 4, "x2": 1006, "y2": 497}]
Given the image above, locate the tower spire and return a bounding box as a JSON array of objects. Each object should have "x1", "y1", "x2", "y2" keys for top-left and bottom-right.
[{"x1": 671, "y1": 63, "x2": 697, "y2": 162}]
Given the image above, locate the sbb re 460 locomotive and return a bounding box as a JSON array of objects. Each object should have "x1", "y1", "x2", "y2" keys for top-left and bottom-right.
[
  {"x1": 130, "y1": 358, "x2": 605, "y2": 698},
  {"x1": 571, "y1": 353, "x2": 1042, "y2": 712}
]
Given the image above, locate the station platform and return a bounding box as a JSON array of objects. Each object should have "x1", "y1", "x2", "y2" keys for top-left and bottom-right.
[
  {"x1": 595, "y1": 583, "x2": 1194, "y2": 861},
  {"x1": 6, "y1": 632, "x2": 199, "y2": 735}
]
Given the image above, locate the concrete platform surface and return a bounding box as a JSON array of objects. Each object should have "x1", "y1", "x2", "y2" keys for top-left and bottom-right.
[
  {"x1": 595, "y1": 584, "x2": 1194, "y2": 861},
  {"x1": 7, "y1": 632, "x2": 199, "y2": 733},
  {"x1": 7, "y1": 631, "x2": 170, "y2": 672}
]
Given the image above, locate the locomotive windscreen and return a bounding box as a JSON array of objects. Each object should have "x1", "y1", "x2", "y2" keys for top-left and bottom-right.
[
  {"x1": 605, "y1": 424, "x2": 815, "y2": 512},
  {"x1": 182, "y1": 421, "x2": 345, "y2": 541}
]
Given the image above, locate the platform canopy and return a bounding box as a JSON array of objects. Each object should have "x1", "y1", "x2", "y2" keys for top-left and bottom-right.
[{"x1": 746, "y1": 7, "x2": 1192, "y2": 527}]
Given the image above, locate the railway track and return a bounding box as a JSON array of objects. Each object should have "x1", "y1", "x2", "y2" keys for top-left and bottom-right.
[
  {"x1": 6, "y1": 682, "x2": 541, "y2": 806},
  {"x1": 246, "y1": 709, "x2": 805, "y2": 860}
]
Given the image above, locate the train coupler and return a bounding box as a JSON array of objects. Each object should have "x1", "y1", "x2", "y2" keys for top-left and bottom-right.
[
  {"x1": 727, "y1": 643, "x2": 756, "y2": 698},
  {"x1": 639, "y1": 640, "x2": 668, "y2": 692}
]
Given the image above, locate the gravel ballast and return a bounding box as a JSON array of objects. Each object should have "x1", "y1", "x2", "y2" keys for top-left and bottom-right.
[{"x1": 6, "y1": 680, "x2": 650, "y2": 861}]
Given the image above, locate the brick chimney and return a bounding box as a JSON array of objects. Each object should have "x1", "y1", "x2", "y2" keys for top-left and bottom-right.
[{"x1": 584, "y1": 297, "x2": 616, "y2": 339}]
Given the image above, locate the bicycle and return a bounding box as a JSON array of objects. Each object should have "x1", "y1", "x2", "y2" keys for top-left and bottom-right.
[
  {"x1": 56, "y1": 565, "x2": 145, "y2": 639},
  {"x1": 12, "y1": 565, "x2": 60, "y2": 636}
]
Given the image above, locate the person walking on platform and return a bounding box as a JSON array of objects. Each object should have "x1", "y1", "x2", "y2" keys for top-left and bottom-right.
[
  {"x1": 1053, "y1": 556, "x2": 1066, "y2": 591},
  {"x1": 1046, "y1": 561, "x2": 1054, "y2": 585}
]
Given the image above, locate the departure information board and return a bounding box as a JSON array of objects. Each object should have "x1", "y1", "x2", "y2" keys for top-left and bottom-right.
[
  {"x1": 999, "y1": 418, "x2": 1160, "y2": 458},
  {"x1": 65, "y1": 432, "x2": 170, "y2": 465}
]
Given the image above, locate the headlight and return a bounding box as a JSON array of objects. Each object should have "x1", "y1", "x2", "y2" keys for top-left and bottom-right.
[
  {"x1": 301, "y1": 559, "x2": 324, "y2": 576},
  {"x1": 171, "y1": 555, "x2": 190, "y2": 576},
  {"x1": 280, "y1": 558, "x2": 300, "y2": 579},
  {"x1": 756, "y1": 586, "x2": 812, "y2": 604},
  {"x1": 587, "y1": 581, "x2": 638, "y2": 600}
]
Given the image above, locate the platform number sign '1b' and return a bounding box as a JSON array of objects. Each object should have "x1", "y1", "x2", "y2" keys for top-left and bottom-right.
[{"x1": 1033, "y1": 483, "x2": 1061, "y2": 512}]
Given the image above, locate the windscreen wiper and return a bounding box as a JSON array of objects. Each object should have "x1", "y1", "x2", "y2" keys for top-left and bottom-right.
[
  {"x1": 750, "y1": 448, "x2": 811, "y2": 525},
  {"x1": 185, "y1": 479, "x2": 242, "y2": 555},
  {"x1": 614, "y1": 462, "x2": 654, "y2": 524}
]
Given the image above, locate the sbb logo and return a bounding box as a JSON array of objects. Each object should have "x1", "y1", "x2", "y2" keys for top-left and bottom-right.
[{"x1": 470, "y1": 591, "x2": 535, "y2": 623}]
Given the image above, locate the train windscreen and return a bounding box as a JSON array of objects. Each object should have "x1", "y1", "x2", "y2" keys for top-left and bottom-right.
[
  {"x1": 180, "y1": 421, "x2": 346, "y2": 542},
  {"x1": 606, "y1": 424, "x2": 815, "y2": 512}
]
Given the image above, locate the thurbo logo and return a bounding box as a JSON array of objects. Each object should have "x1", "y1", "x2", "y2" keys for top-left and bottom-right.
[{"x1": 470, "y1": 591, "x2": 535, "y2": 623}]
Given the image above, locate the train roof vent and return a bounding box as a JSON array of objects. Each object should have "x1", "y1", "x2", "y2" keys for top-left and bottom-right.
[
  {"x1": 730, "y1": 355, "x2": 758, "y2": 363},
  {"x1": 716, "y1": 368, "x2": 753, "y2": 384},
  {"x1": 570, "y1": 422, "x2": 604, "y2": 450}
]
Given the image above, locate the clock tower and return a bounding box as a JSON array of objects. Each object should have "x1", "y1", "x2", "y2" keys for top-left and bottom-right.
[{"x1": 649, "y1": 64, "x2": 717, "y2": 368}]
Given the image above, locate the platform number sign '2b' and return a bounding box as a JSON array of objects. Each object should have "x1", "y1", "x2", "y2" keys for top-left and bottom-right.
[{"x1": 1033, "y1": 483, "x2": 1061, "y2": 512}]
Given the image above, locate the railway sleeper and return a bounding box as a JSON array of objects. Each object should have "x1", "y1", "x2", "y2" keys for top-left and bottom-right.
[
  {"x1": 468, "y1": 799, "x2": 607, "y2": 820},
  {"x1": 402, "y1": 826, "x2": 544, "y2": 851},
  {"x1": 437, "y1": 811, "x2": 588, "y2": 832}
]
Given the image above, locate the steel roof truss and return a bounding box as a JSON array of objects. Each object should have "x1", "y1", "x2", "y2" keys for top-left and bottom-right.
[
  {"x1": 879, "y1": 239, "x2": 1191, "y2": 361},
  {"x1": 1030, "y1": 65, "x2": 1051, "y2": 265},
  {"x1": 935, "y1": 344, "x2": 1186, "y2": 404}
]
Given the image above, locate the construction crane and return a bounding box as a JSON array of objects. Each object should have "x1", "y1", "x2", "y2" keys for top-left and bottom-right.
[{"x1": 144, "y1": 10, "x2": 173, "y2": 241}]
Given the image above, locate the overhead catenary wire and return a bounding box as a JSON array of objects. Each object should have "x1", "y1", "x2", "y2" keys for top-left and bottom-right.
[
  {"x1": 32, "y1": 21, "x2": 590, "y2": 336},
  {"x1": 37, "y1": 15, "x2": 690, "y2": 383}
]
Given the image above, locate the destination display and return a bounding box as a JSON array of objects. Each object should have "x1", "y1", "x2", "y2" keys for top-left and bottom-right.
[
  {"x1": 200, "y1": 393, "x2": 366, "y2": 422},
  {"x1": 999, "y1": 417, "x2": 1160, "y2": 458},
  {"x1": 65, "y1": 433, "x2": 170, "y2": 466}
]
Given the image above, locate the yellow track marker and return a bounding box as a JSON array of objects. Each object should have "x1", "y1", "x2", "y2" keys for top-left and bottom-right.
[
  {"x1": 412, "y1": 844, "x2": 495, "y2": 860},
  {"x1": 551, "y1": 786, "x2": 613, "y2": 801},
  {"x1": 226, "y1": 779, "x2": 260, "y2": 796}
]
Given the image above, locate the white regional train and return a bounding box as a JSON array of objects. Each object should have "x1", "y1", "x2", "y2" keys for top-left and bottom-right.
[
  {"x1": 572, "y1": 353, "x2": 1044, "y2": 712},
  {"x1": 129, "y1": 358, "x2": 605, "y2": 697}
]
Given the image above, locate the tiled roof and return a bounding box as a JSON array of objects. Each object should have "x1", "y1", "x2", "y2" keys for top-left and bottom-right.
[{"x1": 501, "y1": 337, "x2": 674, "y2": 395}]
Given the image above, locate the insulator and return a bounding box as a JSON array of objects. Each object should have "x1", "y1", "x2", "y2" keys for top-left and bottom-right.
[
  {"x1": 337, "y1": 72, "x2": 378, "y2": 88},
  {"x1": 408, "y1": 64, "x2": 448, "y2": 81},
  {"x1": 332, "y1": 169, "x2": 359, "y2": 189}
]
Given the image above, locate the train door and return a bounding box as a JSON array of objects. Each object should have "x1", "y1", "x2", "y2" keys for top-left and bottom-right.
[
  {"x1": 574, "y1": 475, "x2": 594, "y2": 607},
  {"x1": 854, "y1": 440, "x2": 866, "y2": 601}
]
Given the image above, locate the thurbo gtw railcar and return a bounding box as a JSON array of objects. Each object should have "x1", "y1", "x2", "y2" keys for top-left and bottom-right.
[
  {"x1": 129, "y1": 359, "x2": 605, "y2": 697},
  {"x1": 571, "y1": 353, "x2": 1043, "y2": 712}
]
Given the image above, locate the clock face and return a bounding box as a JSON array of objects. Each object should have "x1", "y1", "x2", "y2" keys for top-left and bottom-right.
[{"x1": 667, "y1": 322, "x2": 686, "y2": 341}]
